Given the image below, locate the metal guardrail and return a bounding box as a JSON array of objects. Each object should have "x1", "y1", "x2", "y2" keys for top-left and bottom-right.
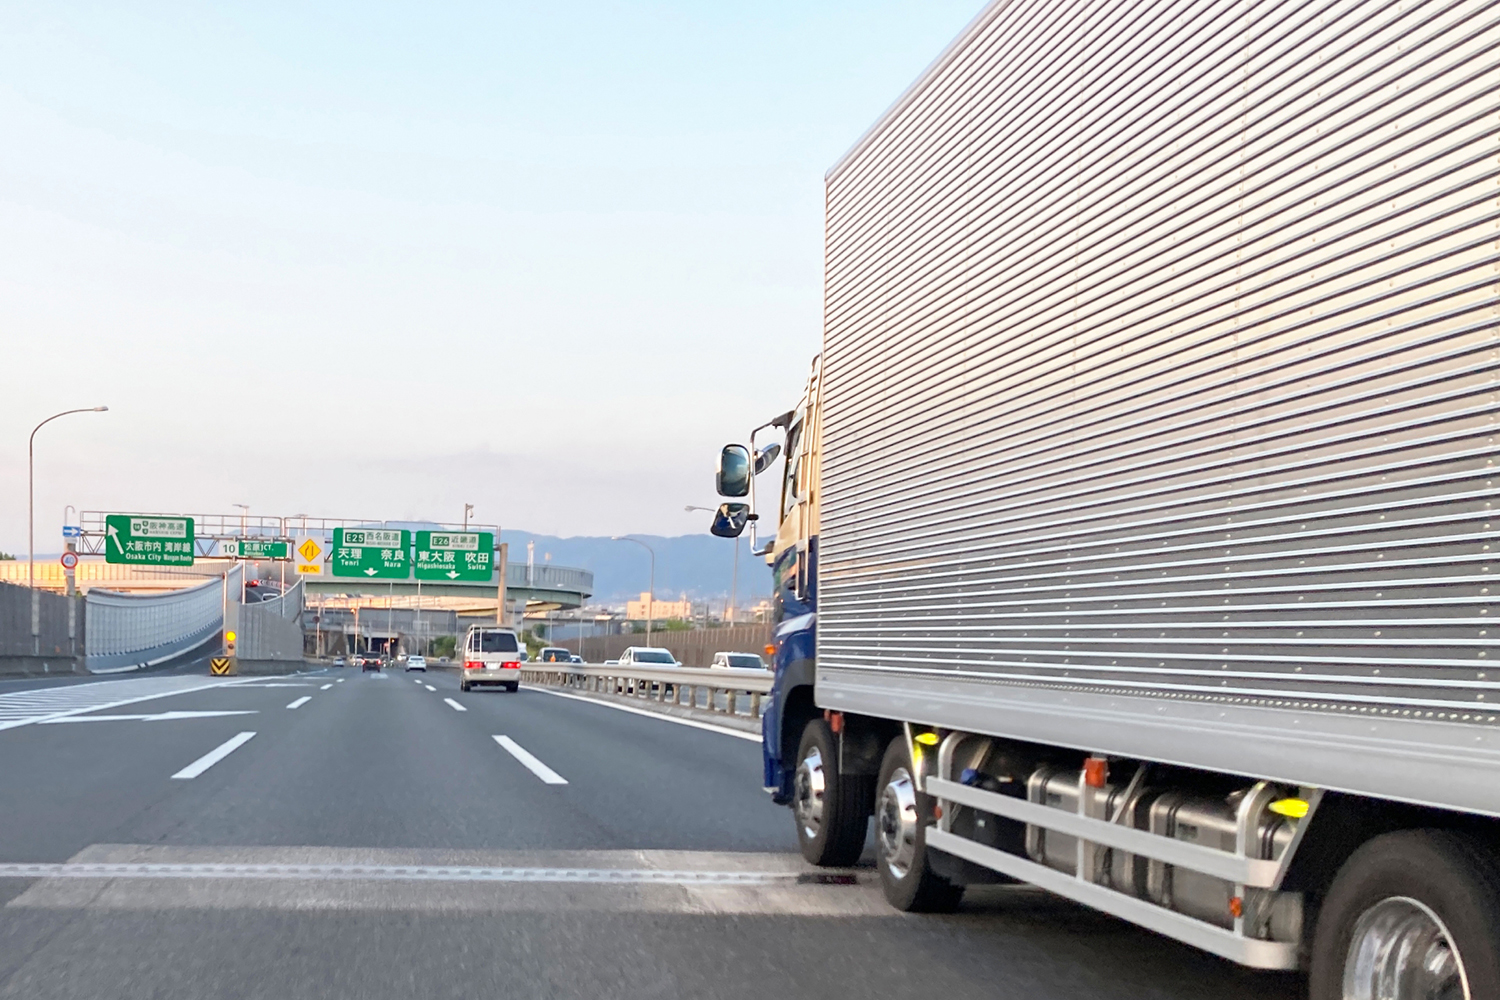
[
  {"x1": 520, "y1": 664, "x2": 773, "y2": 719},
  {"x1": 85, "y1": 573, "x2": 224, "y2": 672}
]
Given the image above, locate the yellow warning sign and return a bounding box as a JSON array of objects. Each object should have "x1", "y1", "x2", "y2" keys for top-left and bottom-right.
[
  {"x1": 293, "y1": 536, "x2": 325, "y2": 577},
  {"x1": 210, "y1": 657, "x2": 235, "y2": 676}
]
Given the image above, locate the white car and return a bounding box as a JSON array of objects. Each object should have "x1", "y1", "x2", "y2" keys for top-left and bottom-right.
[
  {"x1": 460, "y1": 626, "x2": 523, "y2": 692},
  {"x1": 617, "y1": 647, "x2": 679, "y2": 668},
  {"x1": 711, "y1": 651, "x2": 766, "y2": 670},
  {"x1": 404, "y1": 655, "x2": 427, "y2": 672}
]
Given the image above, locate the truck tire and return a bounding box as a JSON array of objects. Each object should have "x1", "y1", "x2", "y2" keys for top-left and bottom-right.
[
  {"x1": 875, "y1": 737, "x2": 963, "y2": 913},
  {"x1": 792, "y1": 720, "x2": 868, "y2": 867},
  {"x1": 460, "y1": 679, "x2": 469, "y2": 693},
  {"x1": 1309, "y1": 829, "x2": 1500, "y2": 1000},
  {"x1": 506, "y1": 682, "x2": 519, "y2": 693}
]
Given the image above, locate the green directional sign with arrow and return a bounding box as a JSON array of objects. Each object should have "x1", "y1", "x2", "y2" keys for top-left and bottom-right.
[
  {"x1": 331, "y1": 528, "x2": 411, "y2": 579},
  {"x1": 414, "y1": 531, "x2": 494, "y2": 583},
  {"x1": 222, "y1": 539, "x2": 289, "y2": 560},
  {"x1": 104, "y1": 514, "x2": 196, "y2": 566}
]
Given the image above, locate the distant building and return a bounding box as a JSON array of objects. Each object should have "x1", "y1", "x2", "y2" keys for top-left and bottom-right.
[{"x1": 625, "y1": 592, "x2": 692, "y2": 621}]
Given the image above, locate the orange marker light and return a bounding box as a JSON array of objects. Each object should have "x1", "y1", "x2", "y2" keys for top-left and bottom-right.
[{"x1": 1084, "y1": 757, "x2": 1109, "y2": 788}]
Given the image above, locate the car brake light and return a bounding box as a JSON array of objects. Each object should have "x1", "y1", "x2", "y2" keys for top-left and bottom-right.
[
  {"x1": 502, "y1": 661, "x2": 520, "y2": 669},
  {"x1": 464, "y1": 661, "x2": 481, "y2": 670}
]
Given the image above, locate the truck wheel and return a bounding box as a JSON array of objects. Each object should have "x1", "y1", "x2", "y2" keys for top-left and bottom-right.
[
  {"x1": 792, "y1": 720, "x2": 868, "y2": 867},
  {"x1": 875, "y1": 737, "x2": 963, "y2": 913},
  {"x1": 460, "y1": 679, "x2": 469, "y2": 692},
  {"x1": 507, "y1": 682, "x2": 519, "y2": 693},
  {"x1": 1309, "y1": 829, "x2": 1500, "y2": 1000}
]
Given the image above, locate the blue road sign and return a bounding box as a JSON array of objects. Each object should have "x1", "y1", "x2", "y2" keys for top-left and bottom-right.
[{"x1": 62, "y1": 526, "x2": 83, "y2": 538}]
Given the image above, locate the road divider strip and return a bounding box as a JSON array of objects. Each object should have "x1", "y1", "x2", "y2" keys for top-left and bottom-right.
[
  {"x1": 171, "y1": 732, "x2": 256, "y2": 779},
  {"x1": 286, "y1": 697, "x2": 312, "y2": 710},
  {"x1": 443, "y1": 698, "x2": 466, "y2": 712},
  {"x1": 493, "y1": 735, "x2": 567, "y2": 785},
  {"x1": 527, "y1": 687, "x2": 762, "y2": 742}
]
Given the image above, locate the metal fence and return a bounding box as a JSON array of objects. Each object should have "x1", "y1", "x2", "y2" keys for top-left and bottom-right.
[
  {"x1": 85, "y1": 573, "x2": 225, "y2": 672},
  {"x1": 0, "y1": 581, "x2": 82, "y2": 661},
  {"x1": 240, "y1": 580, "x2": 304, "y2": 663},
  {"x1": 558, "y1": 623, "x2": 773, "y2": 668},
  {"x1": 520, "y1": 663, "x2": 773, "y2": 720}
]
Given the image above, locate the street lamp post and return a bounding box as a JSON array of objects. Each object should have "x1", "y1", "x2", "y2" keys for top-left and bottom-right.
[
  {"x1": 610, "y1": 536, "x2": 656, "y2": 646},
  {"x1": 28, "y1": 406, "x2": 108, "y2": 654},
  {"x1": 686, "y1": 505, "x2": 737, "y2": 625}
]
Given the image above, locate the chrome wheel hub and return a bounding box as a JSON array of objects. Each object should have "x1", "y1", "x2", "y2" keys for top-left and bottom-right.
[
  {"x1": 877, "y1": 765, "x2": 918, "y2": 880},
  {"x1": 1343, "y1": 896, "x2": 1470, "y2": 1000},
  {"x1": 793, "y1": 745, "x2": 826, "y2": 842}
]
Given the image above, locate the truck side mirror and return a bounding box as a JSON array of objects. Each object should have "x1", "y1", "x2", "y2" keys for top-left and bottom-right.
[
  {"x1": 710, "y1": 503, "x2": 751, "y2": 538},
  {"x1": 753, "y1": 443, "x2": 781, "y2": 474},
  {"x1": 717, "y1": 444, "x2": 752, "y2": 497}
]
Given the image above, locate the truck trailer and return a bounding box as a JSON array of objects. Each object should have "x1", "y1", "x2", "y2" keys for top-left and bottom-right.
[{"x1": 709, "y1": 0, "x2": 1500, "y2": 995}]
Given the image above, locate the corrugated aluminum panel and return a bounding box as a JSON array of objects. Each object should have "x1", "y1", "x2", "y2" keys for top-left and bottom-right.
[{"x1": 817, "y1": 0, "x2": 1500, "y2": 806}]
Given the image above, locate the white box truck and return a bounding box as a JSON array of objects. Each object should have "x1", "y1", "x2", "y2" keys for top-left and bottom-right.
[{"x1": 709, "y1": 0, "x2": 1500, "y2": 995}]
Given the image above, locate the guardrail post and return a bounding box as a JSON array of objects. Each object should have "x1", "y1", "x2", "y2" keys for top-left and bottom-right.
[
  {"x1": 727, "y1": 689, "x2": 738, "y2": 716},
  {"x1": 750, "y1": 692, "x2": 761, "y2": 718}
]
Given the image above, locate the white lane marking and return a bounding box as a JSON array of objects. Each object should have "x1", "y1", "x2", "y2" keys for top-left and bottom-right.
[
  {"x1": 528, "y1": 687, "x2": 762, "y2": 742},
  {"x1": 424, "y1": 685, "x2": 436, "y2": 692},
  {"x1": 43, "y1": 710, "x2": 258, "y2": 724},
  {"x1": 336, "y1": 679, "x2": 344, "y2": 683},
  {"x1": 0, "y1": 676, "x2": 270, "y2": 733},
  {"x1": 414, "y1": 679, "x2": 422, "y2": 684},
  {"x1": 171, "y1": 732, "x2": 256, "y2": 779},
  {"x1": 493, "y1": 735, "x2": 567, "y2": 785},
  {"x1": 443, "y1": 698, "x2": 467, "y2": 712},
  {"x1": 0, "y1": 862, "x2": 801, "y2": 885},
  {"x1": 286, "y1": 697, "x2": 311, "y2": 710},
  {"x1": 320, "y1": 684, "x2": 333, "y2": 690}
]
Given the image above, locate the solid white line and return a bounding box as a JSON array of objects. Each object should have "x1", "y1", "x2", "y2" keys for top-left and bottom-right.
[
  {"x1": 424, "y1": 685, "x2": 436, "y2": 692},
  {"x1": 286, "y1": 697, "x2": 311, "y2": 710},
  {"x1": 443, "y1": 698, "x2": 466, "y2": 712},
  {"x1": 0, "y1": 862, "x2": 797, "y2": 885},
  {"x1": 493, "y1": 735, "x2": 567, "y2": 785},
  {"x1": 320, "y1": 684, "x2": 333, "y2": 690},
  {"x1": 527, "y1": 687, "x2": 762, "y2": 742},
  {"x1": 171, "y1": 732, "x2": 256, "y2": 779}
]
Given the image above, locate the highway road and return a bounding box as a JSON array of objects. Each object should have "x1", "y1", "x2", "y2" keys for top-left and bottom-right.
[{"x1": 0, "y1": 666, "x2": 1304, "y2": 1000}]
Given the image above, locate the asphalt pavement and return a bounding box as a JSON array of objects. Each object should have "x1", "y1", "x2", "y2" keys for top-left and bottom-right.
[{"x1": 0, "y1": 665, "x2": 1305, "y2": 999}]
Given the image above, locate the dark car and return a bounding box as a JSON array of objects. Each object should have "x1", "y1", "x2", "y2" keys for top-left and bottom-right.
[{"x1": 361, "y1": 654, "x2": 382, "y2": 672}]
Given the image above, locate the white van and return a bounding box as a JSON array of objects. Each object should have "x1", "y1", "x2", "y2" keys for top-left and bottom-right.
[{"x1": 460, "y1": 626, "x2": 522, "y2": 692}]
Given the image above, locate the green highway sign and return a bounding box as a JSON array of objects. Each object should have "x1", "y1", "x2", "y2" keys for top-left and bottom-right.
[
  {"x1": 222, "y1": 539, "x2": 289, "y2": 560},
  {"x1": 104, "y1": 515, "x2": 195, "y2": 566},
  {"x1": 331, "y1": 528, "x2": 411, "y2": 579},
  {"x1": 414, "y1": 531, "x2": 494, "y2": 582}
]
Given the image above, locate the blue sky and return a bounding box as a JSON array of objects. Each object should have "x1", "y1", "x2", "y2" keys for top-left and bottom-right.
[{"x1": 1, "y1": 1, "x2": 983, "y2": 553}]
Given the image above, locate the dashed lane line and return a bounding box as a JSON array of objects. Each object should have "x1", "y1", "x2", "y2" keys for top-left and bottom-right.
[
  {"x1": 286, "y1": 697, "x2": 311, "y2": 710},
  {"x1": 320, "y1": 684, "x2": 333, "y2": 690},
  {"x1": 170, "y1": 732, "x2": 256, "y2": 779},
  {"x1": 493, "y1": 735, "x2": 568, "y2": 785},
  {"x1": 424, "y1": 685, "x2": 436, "y2": 692},
  {"x1": 443, "y1": 698, "x2": 466, "y2": 713}
]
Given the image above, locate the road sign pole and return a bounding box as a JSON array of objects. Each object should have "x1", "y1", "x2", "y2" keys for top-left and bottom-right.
[{"x1": 496, "y1": 543, "x2": 508, "y2": 627}]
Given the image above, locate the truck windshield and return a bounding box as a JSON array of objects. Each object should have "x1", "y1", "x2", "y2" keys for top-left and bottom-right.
[
  {"x1": 633, "y1": 650, "x2": 676, "y2": 664},
  {"x1": 726, "y1": 654, "x2": 763, "y2": 669}
]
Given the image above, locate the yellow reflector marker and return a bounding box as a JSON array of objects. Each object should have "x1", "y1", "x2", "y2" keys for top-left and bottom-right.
[
  {"x1": 1268, "y1": 798, "x2": 1309, "y2": 819},
  {"x1": 225, "y1": 631, "x2": 237, "y2": 642},
  {"x1": 914, "y1": 732, "x2": 940, "y2": 746}
]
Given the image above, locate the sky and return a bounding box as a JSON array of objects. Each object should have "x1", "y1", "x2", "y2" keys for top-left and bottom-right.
[{"x1": 0, "y1": 0, "x2": 985, "y2": 558}]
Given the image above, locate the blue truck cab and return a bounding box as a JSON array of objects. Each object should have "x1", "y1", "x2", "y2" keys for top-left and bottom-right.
[{"x1": 709, "y1": 357, "x2": 823, "y2": 808}]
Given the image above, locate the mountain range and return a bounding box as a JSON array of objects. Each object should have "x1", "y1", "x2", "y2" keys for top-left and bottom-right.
[{"x1": 494, "y1": 530, "x2": 767, "y2": 609}]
